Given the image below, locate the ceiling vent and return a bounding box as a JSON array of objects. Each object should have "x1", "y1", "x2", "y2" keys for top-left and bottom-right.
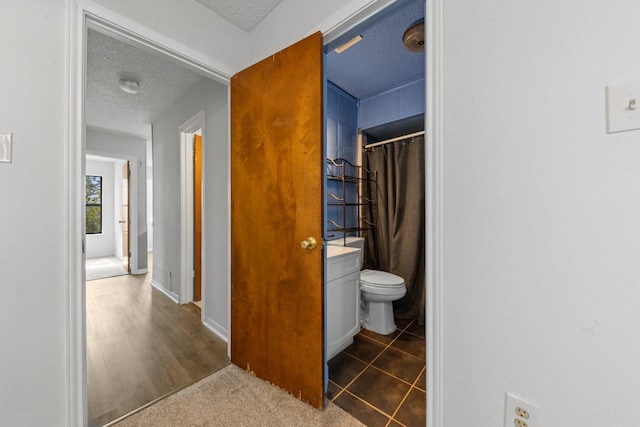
[{"x1": 403, "y1": 20, "x2": 425, "y2": 52}]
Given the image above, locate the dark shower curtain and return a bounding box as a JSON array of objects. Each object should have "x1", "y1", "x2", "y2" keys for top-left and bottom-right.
[{"x1": 363, "y1": 135, "x2": 425, "y2": 324}]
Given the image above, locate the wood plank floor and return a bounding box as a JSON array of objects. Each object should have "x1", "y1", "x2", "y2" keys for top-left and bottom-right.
[{"x1": 87, "y1": 262, "x2": 229, "y2": 427}]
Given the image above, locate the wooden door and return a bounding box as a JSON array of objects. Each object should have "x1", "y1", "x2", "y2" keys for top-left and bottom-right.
[
  {"x1": 122, "y1": 161, "x2": 130, "y2": 273},
  {"x1": 194, "y1": 134, "x2": 202, "y2": 301},
  {"x1": 230, "y1": 32, "x2": 325, "y2": 408}
]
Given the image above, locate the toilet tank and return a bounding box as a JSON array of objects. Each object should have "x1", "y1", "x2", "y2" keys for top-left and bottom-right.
[{"x1": 328, "y1": 236, "x2": 365, "y2": 269}]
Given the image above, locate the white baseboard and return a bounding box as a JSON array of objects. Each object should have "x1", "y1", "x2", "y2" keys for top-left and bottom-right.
[
  {"x1": 150, "y1": 280, "x2": 227, "y2": 345},
  {"x1": 203, "y1": 316, "x2": 229, "y2": 343},
  {"x1": 151, "y1": 280, "x2": 179, "y2": 303},
  {"x1": 134, "y1": 268, "x2": 149, "y2": 275}
]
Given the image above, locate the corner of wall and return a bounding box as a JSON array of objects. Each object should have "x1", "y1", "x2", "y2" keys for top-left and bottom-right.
[{"x1": 203, "y1": 316, "x2": 229, "y2": 343}]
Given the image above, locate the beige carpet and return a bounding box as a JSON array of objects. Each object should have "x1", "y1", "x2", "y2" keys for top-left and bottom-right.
[{"x1": 116, "y1": 364, "x2": 365, "y2": 426}]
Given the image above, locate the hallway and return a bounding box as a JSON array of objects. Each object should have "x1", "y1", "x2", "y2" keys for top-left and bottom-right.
[{"x1": 87, "y1": 262, "x2": 228, "y2": 426}]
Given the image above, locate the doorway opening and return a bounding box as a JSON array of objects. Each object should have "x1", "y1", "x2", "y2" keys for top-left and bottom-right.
[
  {"x1": 85, "y1": 154, "x2": 132, "y2": 281},
  {"x1": 323, "y1": 1, "x2": 426, "y2": 425},
  {"x1": 179, "y1": 113, "x2": 204, "y2": 307},
  {"x1": 79, "y1": 13, "x2": 230, "y2": 427},
  {"x1": 69, "y1": 1, "x2": 433, "y2": 425}
]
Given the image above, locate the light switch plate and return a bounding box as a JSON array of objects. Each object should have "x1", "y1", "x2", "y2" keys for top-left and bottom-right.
[
  {"x1": 606, "y1": 79, "x2": 640, "y2": 133},
  {"x1": 0, "y1": 133, "x2": 12, "y2": 163}
]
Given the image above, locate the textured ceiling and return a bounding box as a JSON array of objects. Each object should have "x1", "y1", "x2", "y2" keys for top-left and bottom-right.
[
  {"x1": 86, "y1": 29, "x2": 205, "y2": 141},
  {"x1": 194, "y1": 0, "x2": 284, "y2": 32},
  {"x1": 86, "y1": 1, "x2": 424, "y2": 143},
  {"x1": 326, "y1": 0, "x2": 425, "y2": 100}
]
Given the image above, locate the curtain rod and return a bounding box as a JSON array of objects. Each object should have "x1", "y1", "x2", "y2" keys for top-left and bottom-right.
[{"x1": 363, "y1": 130, "x2": 425, "y2": 149}]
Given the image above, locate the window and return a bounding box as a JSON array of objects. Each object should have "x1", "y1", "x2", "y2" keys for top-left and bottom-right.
[{"x1": 86, "y1": 175, "x2": 102, "y2": 234}]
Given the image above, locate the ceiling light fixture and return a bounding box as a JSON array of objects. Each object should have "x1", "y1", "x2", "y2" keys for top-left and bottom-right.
[
  {"x1": 334, "y1": 35, "x2": 363, "y2": 54},
  {"x1": 403, "y1": 20, "x2": 425, "y2": 52},
  {"x1": 118, "y1": 78, "x2": 140, "y2": 94}
]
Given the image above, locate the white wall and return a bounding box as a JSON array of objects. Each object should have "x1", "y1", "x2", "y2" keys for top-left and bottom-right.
[
  {"x1": 92, "y1": 0, "x2": 248, "y2": 75},
  {"x1": 441, "y1": 0, "x2": 640, "y2": 425},
  {"x1": 152, "y1": 78, "x2": 229, "y2": 338},
  {"x1": 19, "y1": 0, "x2": 640, "y2": 425},
  {"x1": 87, "y1": 128, "x2": 148, "y2": 271},
  {"x1": 0, "y1": 0, "x2": 247, "y2": 424},
  {"x1": 85, "y1": 158, "x2": 116, "y2": 257},
  {"x1": 0, "y1": 1, "x2": 67, "y2": 425}
]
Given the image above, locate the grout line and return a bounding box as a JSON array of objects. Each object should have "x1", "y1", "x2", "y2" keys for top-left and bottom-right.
[
  {"x1": 361, "y1": 319, "x2": 412, "y2": 349},
  {"x1": 402, "y1": 329, "x2": 425, "y2": 340},
  {"x1": 412, "y1": 366, "x2": 427, "y2": 388},
  {"x1": 367, "y1": 363, "x2": 420, "y2": 388},
  {"x1": 412, "y1": 366, "x2": 427, "y2": 387},
  {"x1": 388, "y1": 367, "x2": 426, "y2": 426},
  {"x1": 328, "y1": 351, "x2": 371, "y2": 402},
  {"x1": 328, "y1": 380, "x2": 345, "y2": 401},
  {"x1": 399, "y1": 319, "x2": 414, "y2": 331},
  {"x1": 386, "y1": 417, "x2": 408, "y2": 427},
  {"x1": 384, "y1": 342, "x2": 426, "y2": 362},
  {"x1": 339, "y1": 321, "x2": 413, "y2": 403},
  {"x1": 413, "y1": 365, "x2": 427, "y2": 392},
  {"x1": 334, "y1": 353, "x2": 376, "y2": 399},
  {"x1": 388, "y1": 366, "x2": 427, "y2": 426},
  {"x1": 359, "y1": 332, "x2": 425, "y2": 362},
  {"x1": 342, "y1": 388, "x2": 396, "y2": 419},
  {"x1": 388, "y1": 386, "x2": 412, "y2": 426},
  {"x1": 331, "y1": 320, "x2": 425, "y2": 424}
]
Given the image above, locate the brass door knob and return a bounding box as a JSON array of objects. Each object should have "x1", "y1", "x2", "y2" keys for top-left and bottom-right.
[{"x1": 300, "y1": 237, "x2": 317, "y2": 250}]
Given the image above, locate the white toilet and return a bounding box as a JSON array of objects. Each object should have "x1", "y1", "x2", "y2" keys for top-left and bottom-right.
[{"x1": 328, "y1": 237, "x2": 406, "y2": 335}]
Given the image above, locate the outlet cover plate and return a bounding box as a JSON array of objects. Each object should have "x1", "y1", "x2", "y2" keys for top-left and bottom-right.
[
  {"x1": 0, "y1": 133, "x2": 12, "y2": 163},
  {"x1": 505, "y1": 392, "x2": 539, "y2": 427}
]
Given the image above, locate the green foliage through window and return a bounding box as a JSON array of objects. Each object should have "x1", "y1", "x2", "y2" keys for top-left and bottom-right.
[{"x1": 86, "y1": 175, "x2": 102, "y2": 234}]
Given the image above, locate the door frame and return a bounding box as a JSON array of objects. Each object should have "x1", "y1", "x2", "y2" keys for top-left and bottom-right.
[
  {"x1": 179, "y1": 112, "x2": 204, "y2": 305},
  {"x1": 121, "y1": 160, "x2": 131, "y2": 273},
  {"x1": 66, "y1": 2, "x2": 232, "y2": 425},
  {"x1": 66, "y1": 0, "x2": 431, "y2": 425},
  {"x1": 425, "y1": 0, "x2": 445, "y2": 425}
]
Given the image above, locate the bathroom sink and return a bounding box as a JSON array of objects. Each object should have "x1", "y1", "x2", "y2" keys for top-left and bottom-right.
[
  {"x1": 326, "y1": 245, "x2": 361, "y2": 282},
  {"x1": 327, "y1": 244, "x2": 358, "y2": 257}
]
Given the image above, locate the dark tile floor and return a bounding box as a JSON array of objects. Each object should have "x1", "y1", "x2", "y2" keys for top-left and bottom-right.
[{"x1": 328, "y1": 319, "x2": 426, "y2": 427}]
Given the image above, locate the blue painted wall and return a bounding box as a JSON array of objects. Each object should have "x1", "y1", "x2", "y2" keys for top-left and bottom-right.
[
  {"x1": 326, "y1": 82, "x2": 359, "y2": 236},
  {"x1": 358, "y1": 78, "x2": 425, "y2": 131},
  {"x1": 327, "y1": 82, "x2": 358, "y2": 163},
  {"x1": 325, "y1": 77, "x2": 425, "y2": 238}
]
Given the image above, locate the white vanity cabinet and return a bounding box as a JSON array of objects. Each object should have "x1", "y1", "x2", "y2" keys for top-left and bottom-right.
[{"x1": 327, "y1": 245, "x2": 361, "y2": 360}]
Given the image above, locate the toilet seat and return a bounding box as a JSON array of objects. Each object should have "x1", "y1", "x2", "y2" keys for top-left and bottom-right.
[
  {"x1": 360, "y1": 269, "x2": 405, "y2": 286},
  {"x1": 360, "y1": 269, "x2": 405, "y2": 295}
]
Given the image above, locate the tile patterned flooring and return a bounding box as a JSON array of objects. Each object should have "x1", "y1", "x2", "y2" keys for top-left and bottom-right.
[{"x1": 328, "y1": 319, "x2": 426, "y2": 427}]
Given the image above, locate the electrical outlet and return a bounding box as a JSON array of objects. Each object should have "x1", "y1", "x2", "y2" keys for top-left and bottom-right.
[
  {"x1": 505, "y1": 393, "x2": 539, "y2": 427},
  {"x1": 515, "y1": 407, "x2": 529, "y2": 419}
]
